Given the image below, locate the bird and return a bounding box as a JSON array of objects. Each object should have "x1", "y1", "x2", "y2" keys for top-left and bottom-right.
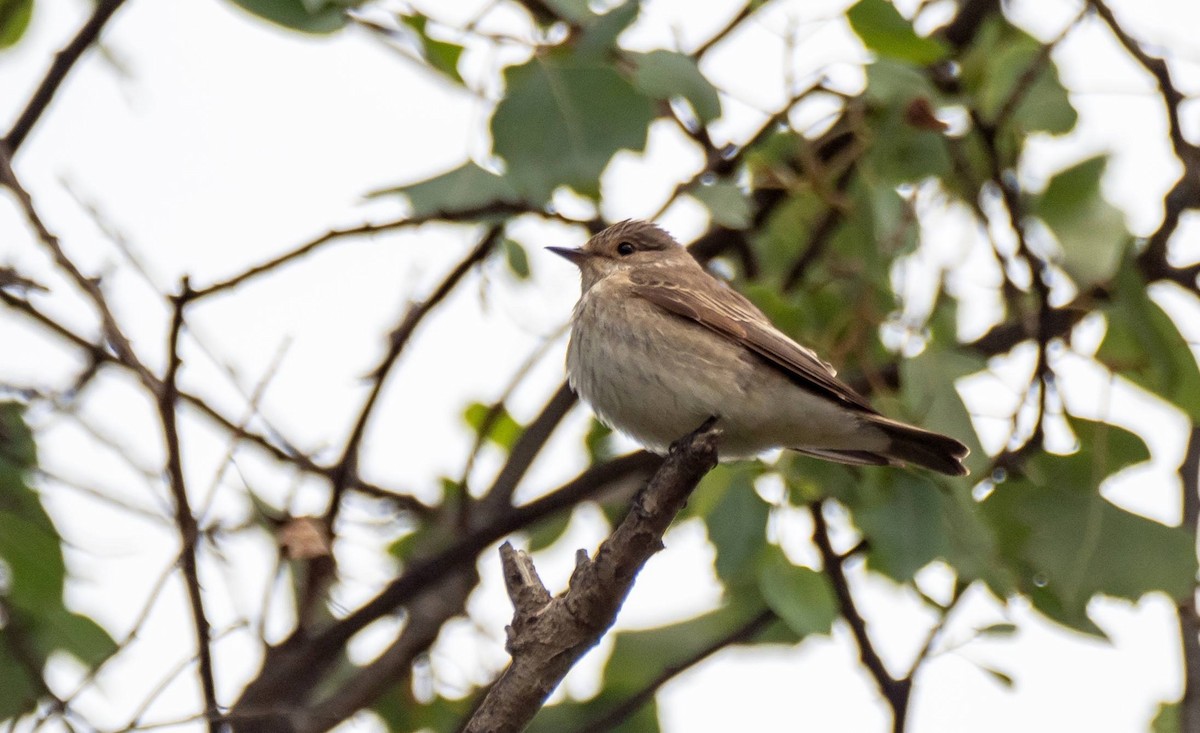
[{"x1": 548, "y1": 219, "x2": 969, "y2": 476}]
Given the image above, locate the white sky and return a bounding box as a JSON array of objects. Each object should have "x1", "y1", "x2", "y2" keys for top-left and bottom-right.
[{"x1": 2, "y1": 0, "x2": 1199, "y2": 731}]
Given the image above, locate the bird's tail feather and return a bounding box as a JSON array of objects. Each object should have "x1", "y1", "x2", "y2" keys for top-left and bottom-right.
[{"x1": 871, "y1": 417, "x2": 970, "y2": 477}]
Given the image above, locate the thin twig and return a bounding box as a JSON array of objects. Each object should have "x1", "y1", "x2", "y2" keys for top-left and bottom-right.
[
  {"x1": 323, "y1": 226, "x2": 501, "y2": 527},
  {"x1": 157, "y1": 279, "x2": 219, "y2": 731},
  {"x1": 3, "y1": 0, "x2": 129, "y2": 153},
  {"x1": 809, "y1": 502, "x2": 911, "y2": 731}
]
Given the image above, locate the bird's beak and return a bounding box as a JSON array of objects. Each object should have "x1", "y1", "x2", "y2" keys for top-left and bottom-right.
[{"x1": 546, "y1": 246, "x2": 588, "y2": 265}]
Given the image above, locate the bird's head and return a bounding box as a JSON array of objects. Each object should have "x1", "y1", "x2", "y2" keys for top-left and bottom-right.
[{"x1": 548, "y1": 219, "x2": 694, "y2": 292}]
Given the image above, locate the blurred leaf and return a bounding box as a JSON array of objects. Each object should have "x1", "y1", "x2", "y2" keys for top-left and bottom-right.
[
  {"x1": 226, "y1": 0, "x2": 353, "y2": 33},
  {"x1": 982, "y1": 418, "x2": 1193, "y2": 635},
  {"x1": 1033, "y1": 156, "x2": 1128, "y2": 289},
  {"x1": 0, "y1": 640, "x2": 38, "y2": 720},
  {"x1": 29, "y1": 610, "x2": 116, "y2": 668},
  {"x1": 373, "y1": 686, "x2": 470, "y2": 732},
  {"x1": 899, "y1": 346, "x2": 986, "y2": 475},
  {"x1": 865, "y1": 106, "x2": 951, "y2": 184},
  {"x1": 1098, "y1": 266, "x2": 1200, "y2": 421},
  {"x1": 977, "y1": 622, "x2": 1018, "y2": 637},
  {"x1": 960, "y1": 18, "x2": 1076, "y2": 134},
  {"x1": 757, "y1": 546, "x2": 836, "y2": 637},
  {"x1": 849, "y1": 471, "x2": 1007, "y2": 589},
  {"x1": 541, "y1": 0, "x2": 593, "y2": 24},
  {"x1": 863, "y1": 57, "x2": 940, "y2": 108},
  {"x1": 979, "y1": 665, "x2": 1015, "y2": 688},
  {"x1": 503, "y1": 238, "x2": 531, "y2": 279},
  {"x1": 847, "y1": 0, "x2": 949, "y2": 65},
  {"x1": 585, "y1": 418, "x2": 615, "y2": 462},
  {"x1": 601, "y1": 605, "x2": 776, "y2": 698},
  {"x1": 630, "y1": 50, "x2": 721, "y2": 122},
  {"x1": 401, "y1": 14, "x2": 464, "y2": 85},
  {"x1": 702, "y1": 465, "x2": 770, "y2": 590},
  {"x1": 574, "y1": 2, "x2": 639, "y2": 59},
  {"x1": 492, "y1": 53, "x2": 655, "y2": 201},
  {"x1": 0, "y1": 403, "x2": 116, "y2": 718},
  {"x1": 463, "y1": 402, "x2": 524, "y2": 451},
  {"x1": 526, "y1": 507, "x2": 572, "y2": 551},
  {"x1": 370, "y1": 161, "x2": 523, "y2": 217},
  {"x1": 529, "y1": 695, "x2": 658, "y2": 733},
  {"x1": 1152, "y1": 701, "x2": 1181, "y2": 733},
  {"x1": 0, "y1": 0, "x2": 33, "y2": 50},
  {"x1": 691, "y1": 181, "x2": 751, "y2": 229}
]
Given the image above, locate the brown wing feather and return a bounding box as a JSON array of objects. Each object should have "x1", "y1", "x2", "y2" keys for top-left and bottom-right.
[{"x1": 628, "y1": 270, "x2": 876, "y2": 413}]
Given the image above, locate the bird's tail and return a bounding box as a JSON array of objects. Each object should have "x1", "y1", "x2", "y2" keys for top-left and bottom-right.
[{"x1": 871, "y1": 416, "x2": 970, "y2": 477}]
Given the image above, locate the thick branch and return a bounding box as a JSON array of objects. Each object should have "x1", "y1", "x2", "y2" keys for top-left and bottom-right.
[{"x1": 462, "y1": 420, "x2": 721, "y2": 733}]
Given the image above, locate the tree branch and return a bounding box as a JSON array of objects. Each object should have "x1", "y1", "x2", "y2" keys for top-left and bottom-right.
[
  {"x1": 461, "y1": 419, "x2": 721, "y2": 733},
  {"x1": 809, "y1": 501, "x2": 910, "y2": 732},
  {"x1": 3, "y1": 0, "x2": 129, "y2": 154},
  {"x1": 158, "y1": 280, "x2": 219, "y2": 731}
]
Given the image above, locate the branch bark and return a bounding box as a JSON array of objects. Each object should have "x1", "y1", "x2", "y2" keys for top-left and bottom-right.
[
  {"x1": 1179, "y1": 425, "x2": 1200, "y2": 733},
  {"x1": 461, "y1": 420, "x2": 721, "y2": 733}
]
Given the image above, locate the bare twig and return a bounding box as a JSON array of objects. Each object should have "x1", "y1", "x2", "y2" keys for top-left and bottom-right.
[
  {"x1": 462, "y1": 420, "x2": 721, "y2": 733},
  {"x1": 809, "y1": 502, "x2": 911, "y2": 732},
  {"x1": 157, "y1": 279, "x2": 219, "y2": 731},
  {"x1": 0, "y1": 147, "x2": 153, "y2": 386},
  {"x1": 323, "y1": 226, "x2": 501, "y2": 527},
  {"x1": 3, "y1": 0, "x2": 129, "y2": 154}
]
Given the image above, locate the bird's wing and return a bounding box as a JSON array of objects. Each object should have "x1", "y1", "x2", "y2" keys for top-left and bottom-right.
[{"x1": 628, "y1": 269, "x2": 877, "y2": 412}]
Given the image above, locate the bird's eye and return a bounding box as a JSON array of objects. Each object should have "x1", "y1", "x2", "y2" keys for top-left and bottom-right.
[{"x1": 617, "y1": 242, "x2": 635, "y2": 256}]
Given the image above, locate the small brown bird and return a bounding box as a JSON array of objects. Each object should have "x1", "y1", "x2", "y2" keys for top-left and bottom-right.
[{"x1": 549, "y1": 219, "x2": 969, "y2": 476}]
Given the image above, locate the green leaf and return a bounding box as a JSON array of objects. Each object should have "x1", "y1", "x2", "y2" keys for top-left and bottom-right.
[
  {"x1": 0, "y1": 639, "x2": 39, "y2": 720},
  {"x1": 982, "y1": 418, "x2": 1194, "y2": 635},
  {"x1": 979, "y1": 665, "x2": 1015, "y2": 688},
  {"x1": 630, "y1": 50, "x2": 722, "y2": 123},
  {"x1": 584, "y1": 418, "x2": 615, "y2": 462},
  {"x1": 0, "y1": 403, "x2": 116, "y2": 718},
  {"x1": 757, "y1": 546, "x2": 837, "y2": 637},
  {"x1": 849, "y1": 472, "x2": 1006, "y2": 589},
  {"x1": 899, "y1": 347, "x2": 986, "y2": 475},
  {"x1": 401, "y1": 15, "x2": 464, "y2": 85},
  {"x1": 463, "y1": 402, "x2": 524, "y2": 451},
  {"x1": 529, "y1": 695, "x2": 658, "y2": 733},
  {"x1": 370, "y1": 161, "x2": 523, "y2": 217},
  {"x1": 691, "y1": 181, "x2": 751, "y2": 229},
  {"x1": 1098, "y1": 266, "x2": 1200, "y2": 421},
  {"x1": 226, "y1": 0, "x2": 352, "y2": 34},
  {"x1": 0, "y1": 0, "x2": 33, "y2": 50},
  {"x1": 1151, "y1": 701, "x2": 1181, "y2": 733},
  {"x1": 491, "y1": 53, "x2": 655, "y2": 202},
  {"x1": 846, "y1": 0, "x2": 949, "y2": 65},
  {"x1": 503, "y1": 238, "x2": 531, "y2": 279},
  {"x1": 960, "y1": 18, "x2": 1076, "y2": 134},
  {"x1": 573, "y1": 2, "x2": 640, "y2": 60},
  {"x1": 29, "y1": 610, "x2": 116, "y2": 668},
  {"x1": 1033, "y1": 156, "x2": 1128, "y2": 289},
  {"x1": 702, "y1": 465, "x2": 770, "y2": 590},
  {"x1": 373, "y1": 687, "x2": 470, "y2": 732},
  {"x1": 525, "y1": 507, "x2": 572, "y2": 551},
  {"x1": 977, "y1": 622, "x2": 1018, "y2": 637}
]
